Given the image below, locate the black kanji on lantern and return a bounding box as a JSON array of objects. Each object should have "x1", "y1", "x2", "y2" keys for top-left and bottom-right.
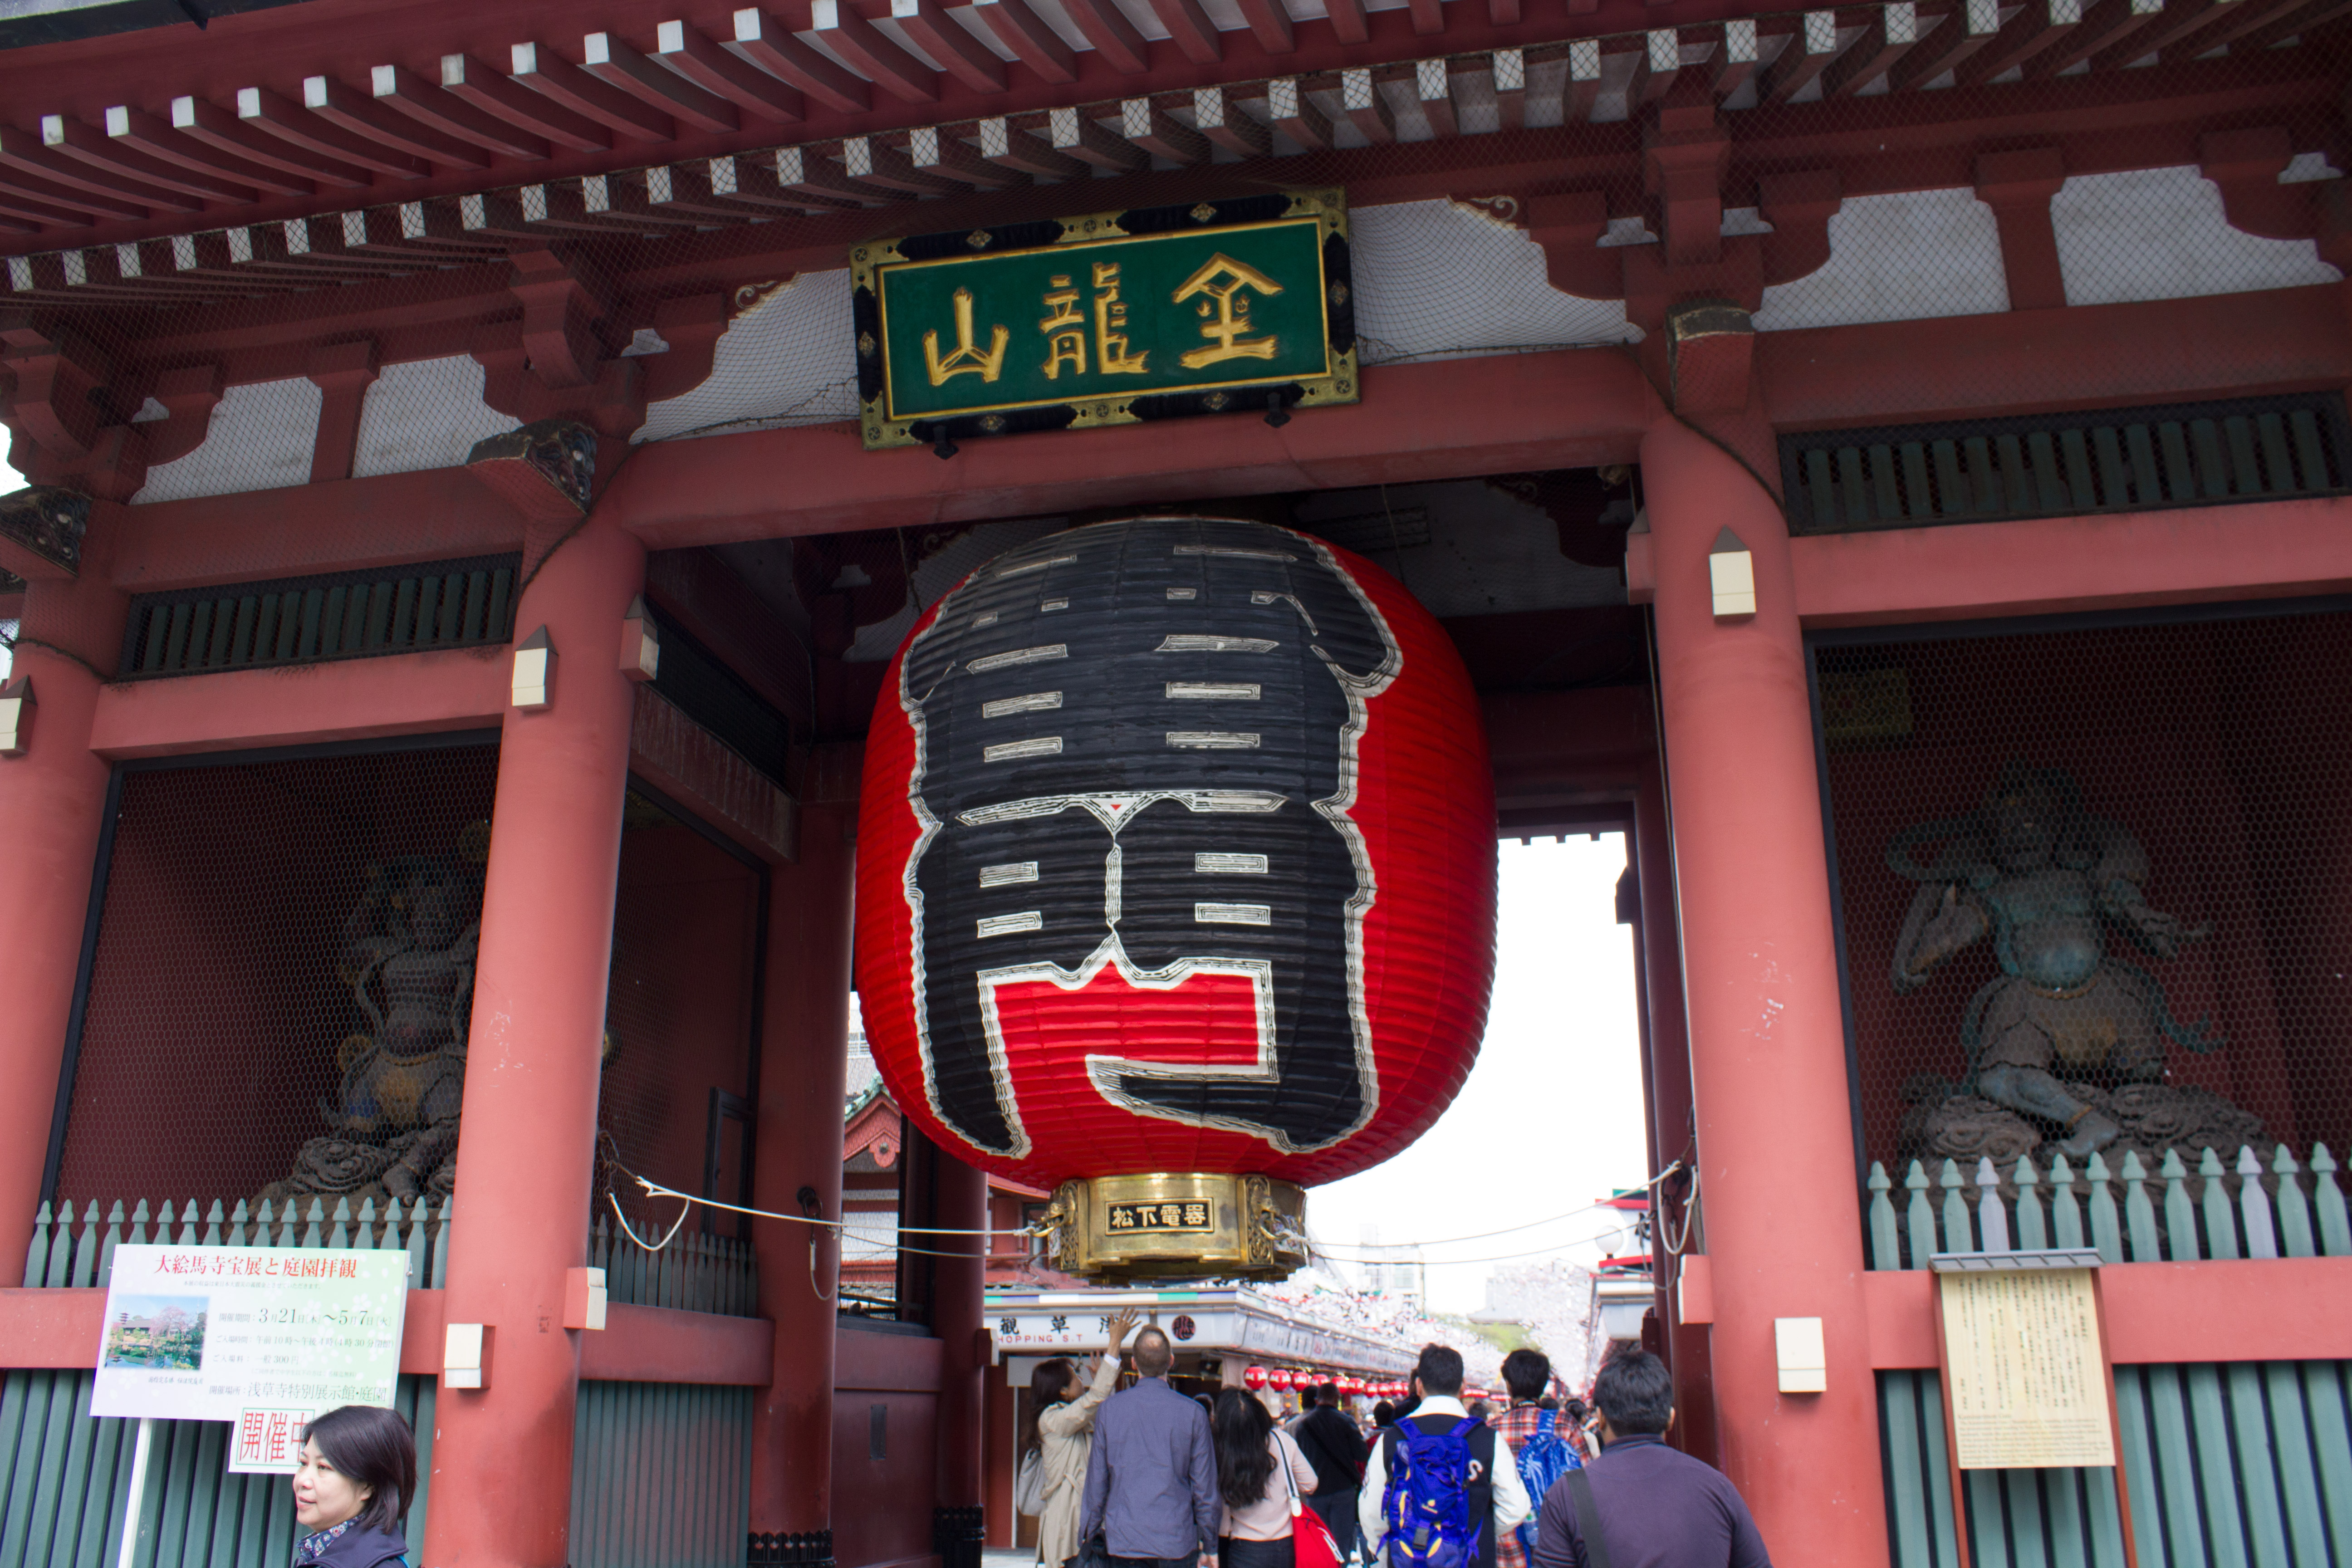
[{"x1": 892, "y1": 518, "x2": 1401, "y2": 1161}]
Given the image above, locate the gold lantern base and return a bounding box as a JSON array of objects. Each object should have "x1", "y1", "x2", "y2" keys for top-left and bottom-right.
[{"x1": 1046, "y1": 1173, "x2": 1308, "y2": 1282}]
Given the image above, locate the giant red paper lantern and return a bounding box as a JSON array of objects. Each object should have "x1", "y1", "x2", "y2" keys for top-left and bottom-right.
[{"x1": 857, "y1": 515, "x2": 1496, "y2": 1279}]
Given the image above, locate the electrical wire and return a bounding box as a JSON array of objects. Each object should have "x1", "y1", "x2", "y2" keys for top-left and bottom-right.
[{"x1": 620, "y1": 1167, "x2": 1027, "y2": 1237}]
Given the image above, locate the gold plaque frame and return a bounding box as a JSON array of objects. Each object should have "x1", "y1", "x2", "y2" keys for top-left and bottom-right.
[
  {"x1": 1046, "y1": 1173, "x2": 1308, "y2": 1282},
  {"x1": 849, "y1": 189, "x2": 1357, "y2": 451}
]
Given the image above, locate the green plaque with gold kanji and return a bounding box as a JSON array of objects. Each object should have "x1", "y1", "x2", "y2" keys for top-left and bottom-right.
[{"x1": 851, "y1": 189, "x2": 1357, "y2": 450}]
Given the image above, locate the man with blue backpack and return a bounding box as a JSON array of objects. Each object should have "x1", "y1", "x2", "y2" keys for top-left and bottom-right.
[
  {"x1": 1490, "y1": 1350, "x2": 1580, "y2": 1568},
  {"x1": 1357, "y1": 1345, "x2": 1532, "y2": 1568}
]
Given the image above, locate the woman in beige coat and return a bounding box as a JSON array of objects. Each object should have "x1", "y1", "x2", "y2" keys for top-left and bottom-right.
[{"x1": 1024, "y1": 1308, "x2": 1140, "y2": 1567}]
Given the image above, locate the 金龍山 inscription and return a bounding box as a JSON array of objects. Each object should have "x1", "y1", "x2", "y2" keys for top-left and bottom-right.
[{"x1": 854, "y1": 191, "x2": 1356, "y2": 449}]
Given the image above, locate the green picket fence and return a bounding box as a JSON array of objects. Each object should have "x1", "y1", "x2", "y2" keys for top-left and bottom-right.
[
  {"x1": 589, "y1": 1216, "x2": 758, "y2": 1318},
  {"x1": 570, "y1": 1381, "x2": 751, "y2": 1568},
  {"x1": 1867, "y1": 1144, "x2": 2352, "y2": 1568},
  {"x1": 23, "y1": 1196, "x2": 453, "y2": 1291},
  {"x1": 0, "y1": 1372, "x2": 435, "y2": 1568}
]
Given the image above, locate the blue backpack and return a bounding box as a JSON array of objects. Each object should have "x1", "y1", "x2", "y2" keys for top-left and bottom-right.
[
  {"x1": 1512, "y1": 1410, "x2": 1580, "y2": 1556},
  {"x1": 1381, "y1": 1417, "x2": 1485, "y2": 1568}
]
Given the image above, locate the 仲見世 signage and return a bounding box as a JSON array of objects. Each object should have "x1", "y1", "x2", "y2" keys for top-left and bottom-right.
[
  {"x1": 853, "y1": 190, "x2": 1357, "y2": 450},
  {"x1": 93, "y1": 1244, "x2": 409, "y2": 1473}
]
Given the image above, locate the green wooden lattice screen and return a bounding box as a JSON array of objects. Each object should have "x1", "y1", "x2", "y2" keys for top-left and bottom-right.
[
  {"x1": 1868, "y1": 1144, "x2": 2352, "y2": 1567},
  {"x1": 569, "y1": 1380, "x2": 752, "y2": 1568}
]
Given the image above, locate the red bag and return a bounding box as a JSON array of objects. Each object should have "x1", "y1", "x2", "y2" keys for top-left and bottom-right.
[
  {"x1": 1283, "y1": 1441, "x2": 1343, "y2": 1568},
  {"x1": 1290, "y1": 1504, "x2": 1344, "y2": 1568}
]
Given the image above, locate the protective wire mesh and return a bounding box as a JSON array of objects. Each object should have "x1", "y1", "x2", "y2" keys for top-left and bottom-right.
[
  {"x1": 1816, "y1": 603, "x2": 2352, "y2": 1180},
  {"x1": 5, "y1": 6, "x2": 2348, "y2": 510},
  {"x1": 51, "y1": 739, "x2": 500, "y2": 1209},
  {"x1": 595, "y1": 786, "x2": 764, "y2": 1248}
]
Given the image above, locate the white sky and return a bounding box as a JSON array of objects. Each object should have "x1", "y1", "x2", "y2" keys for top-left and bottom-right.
[{"x1": 1307, "y1": 834, "x2": 1653, "y2": 1313}]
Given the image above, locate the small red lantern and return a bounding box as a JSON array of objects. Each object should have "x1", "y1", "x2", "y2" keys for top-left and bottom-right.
[
  {"x1": 1243, "y1": 1365, "x2": 1268, "y2": 1391},
  {"x1": 1269, "y1": 1369, "x2": 1294, "y2": 1392}
]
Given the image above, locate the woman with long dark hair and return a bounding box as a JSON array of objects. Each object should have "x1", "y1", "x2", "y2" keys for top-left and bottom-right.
[
  {"x1": 1022, "y1": 1306, "x2": 1139, "y2": 1566},
  {"x1": 1212, "y1": 1388, "x2": 1317, "y2": 1568},
  {"x1": 291, "y1": 1405, "x2": 417, "y2": 1567}
]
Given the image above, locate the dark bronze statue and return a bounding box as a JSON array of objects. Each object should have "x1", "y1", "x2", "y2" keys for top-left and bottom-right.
[
  {"x1": 1888, "y1": 763, "x2": 2222, "y2": 1157},
  {"x1": 328, "y1": 854, "x2": 481, "y2": 1198}
]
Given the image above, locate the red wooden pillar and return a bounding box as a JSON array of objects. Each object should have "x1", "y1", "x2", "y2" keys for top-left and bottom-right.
[
  {"x1": 0, "y1": 548, "x2": 127, "y2": 1286},
  {"x1": 1640, "y1": 413, "x2": 1886, "y2": 1566},
  {"x1": 748, "y1": 801, "x2": 855, "y2": 1557},
  {"x1": 425, "y1": 512, "x2": 644, "y2": 1568},
  {"x1": 932, "y1": 1150, "x2": 988, "y2": 1564}
]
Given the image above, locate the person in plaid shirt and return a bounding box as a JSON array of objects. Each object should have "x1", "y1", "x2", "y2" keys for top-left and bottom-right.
[{"x1": 1490, "y1": 1350, "x2": 1588, "y2": 1568}]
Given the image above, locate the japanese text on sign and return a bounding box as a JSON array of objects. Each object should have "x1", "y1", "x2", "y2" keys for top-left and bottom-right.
[
  {"x1": 1939, "y1": 1269, "x2": 2117, "y2": 1470},
  {"x1": 855, "y1": 193, "x2": 1355, "y2": 449},
  {"x1": 1105, "y1": 1202, "x2": 1214, "y2": 1234},
  {"x1": 93, "y1": 1245, "x2": 408, "y2": 1437}
]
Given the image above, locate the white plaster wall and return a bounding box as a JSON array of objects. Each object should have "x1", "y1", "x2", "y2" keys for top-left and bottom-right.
[
  {"x1": 1754, "y1": 187, "x2": 2010, "y2": 332},
  {"x1": 352, "y1": 356, "x2": 521, "y2": 479},
  {"x1": 131, "y1": 377, "x2": 320, "y2": 505},
  {"x1": 1350, "y1": 198, "x2": 1638, "y2": 366},
  {"x1": 2053, "y1": 165, "x2": 2342, "y2": 308},
  {"x1": 635, "y1": 270, "x2": 861, "y2": 443}
]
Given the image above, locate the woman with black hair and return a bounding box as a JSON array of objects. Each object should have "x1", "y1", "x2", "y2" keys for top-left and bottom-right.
[
  {"x1": 1212, "y1": 1388, "x2": 1317, "y2": 1568},
  {"x1": 1023, "y1": 1306, "x2": 1139, "y2": 1567},
  {"x1": 292, "y1": 1405, "x2": 417, "y2": 1568}
]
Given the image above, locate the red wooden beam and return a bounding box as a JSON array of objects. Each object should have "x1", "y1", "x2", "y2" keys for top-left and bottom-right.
[
  {"x1": 38, "y1": 115, "x2": 259, "y2": 205},
  {"x1": 1340, "y1": 66, "x2": 1395, "y2": 143},
  {"x1": 582, "y1": 31, "x2": 742, "y2": 136},
  {"x1": 653, "y1": 20, "x2": 806, "y2": 124},
  {"x1": 0, "y1": 126, "x2": 195, "y2": 213},
  {"x1": 968, "y1": 0, "x2": 1078, "y2": 86},
  {"x1": 1888, "y1": 0, "x2": 2001, "y2": 91},
  {"x1": 301, "y1": 75, "x2": 496, "y2": 171},
  {"x1": 235, "y1": 86, "x2": 429, "y2": 179},
  {"x1": 1056, "y1": 0, "x2": 1150, "y2": 73},
  {"x1": 978, "y1": 113, "x2": 1087, "y2": 177},
  {"x1": 1234, "y1": 0, "x2": 1296, "y2": 54},
  {"x1": 722, "y1": 10, "x2": 871, "y2": 115},
  {"x1": 1048, "y1": 104, "x2": 1146, "y2": 170},
  {"x1": 1266, "y1": 76, "x2": 1333, "y2": 148},
  {"x1": 1414, "y1": 57, "x2": 1458, "y2": 139},
  {"x1": 889, "y1": 0, "x2": 1009, "y2": 94},
  {"x1": 368, "y1": 66, "x2": 556, "y2": 162},
  {"x1": 909, "y1": 126, "x2": 1027, "y2": 189},
  {"x1": 2029, "y1": 0, "x2": 2166, "y2": 78},
  {"x1": 1146, "y1": 0, "x2": 1224, "y2": 63},
  {"x1": 1192, "y1": 85, "x2": 1271, "y2": 155},
  {"x1": 1326, "y1": 0, "x2": 1372, "y2": 43},
  {"x1": 808, "y1": 0, "x2": 940, "y2": 103},
  {"x1": 509, "y1": 41, "x2": 675, "y2": 142},
  {"x1": 1123, "y1": 96, "x2": 1208, "y2": 163},
  {"x1": 1759, "y1": 10, "x2": 1857, "y2": 104},
  {"x1": 1956, "y1": 0, "x2": 2082, "y2": 86},
  {"x1": 1823, "y1": 3, "x2": 1921, "y2": 96},
  {"x1": 436, "y1": 53, "x2": 614, "y2": 154},
  {"x1": 102, "y1": 105, "x2": 315, "y2": 197}
]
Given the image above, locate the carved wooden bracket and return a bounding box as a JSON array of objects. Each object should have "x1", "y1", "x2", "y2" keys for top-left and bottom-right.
[
  {"x1": 1666, "y1": 302, "x2": 1756, "y2": 416},
  {"x1": 2200, "y1": 127, "x2": 2318, "y2": 244},
  {"x1": 0, "y1": 485, "x2": 91, "y2": 580},
  {"x1": 466, "y1": 416, "x2": 599, "y2": 523},
  {"x1": 636, "y1": 294, "x2": 730, "y2": 406},
  {"x1": 507, "y1": 244, "x2": 613, "y2": 392},
  {"x1": 1975, "y1": 147, "x2": 2068, "y2": 312},
  {"x1": 1645, "y1": 87, "x2": 1731, "y2": 269},
  {"x1": 0, "y1": 319, "x2": 111, "y2": 462},
  {"x1": 308, "y1": 339, "x2": 382, "y2": 485}
]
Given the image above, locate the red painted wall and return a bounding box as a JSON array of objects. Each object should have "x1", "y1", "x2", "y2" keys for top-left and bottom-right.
[
  {"x1": 54, "y1": 744, "x2": 499, "y2": 1205},
  {"x1": 1822, "y1": 610, "x2": 2352, "y2": 1168},
  {"x1": 598, "y1": 813, "x2": 762, "y2": 1212},
  {"x1": 834, "y1": 1321, "x2": 944, "y2": 1568}
]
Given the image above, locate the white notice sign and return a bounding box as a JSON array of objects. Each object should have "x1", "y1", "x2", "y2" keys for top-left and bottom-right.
[
  {"x1": 92, "y1": 1245, "x2": 408, "y2": 1470},
  {"x1": 1939, "y1": 1268, "x2": 2116, "y2": 1470}
]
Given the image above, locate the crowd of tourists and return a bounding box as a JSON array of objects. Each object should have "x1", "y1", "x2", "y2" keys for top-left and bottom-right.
[{"x1": 1023, "y1": 1330, "x2": 1772, "y2": 1568}]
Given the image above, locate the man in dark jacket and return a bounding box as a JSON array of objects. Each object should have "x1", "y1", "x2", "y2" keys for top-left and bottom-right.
[
  {"x1": 1529, "y1": 1350, "x2": 1772, "y2": 1568},
  {"x1": 1080, "y1": 1326, "x2": 1221, "y2": 1568},
  {"x1": 1296, "y1": 1382, "x2": 1371, "y2": 1562}
]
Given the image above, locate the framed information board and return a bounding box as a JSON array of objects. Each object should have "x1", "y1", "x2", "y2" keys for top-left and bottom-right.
[
  {"x1": 1938, "y1": 1267, "x2": 2116, "y2": 1469},
  {"x1": 1930, "y1": 1248, "x2": 2137, "y2": 1568},
  {"x1": 93, "y1": 1244, "x2": 409, "y2": 1470}
]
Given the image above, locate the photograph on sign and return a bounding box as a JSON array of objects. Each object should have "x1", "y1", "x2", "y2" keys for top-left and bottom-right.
[
  {"x1": 1938, "y1": 1269, "x2": 2117, "y2": 1470},
  {"x1": 852, "y1": 190, "x2": 1357, "y2": 451},
  {"x1": 92, "y1": 1245, "x2": 408, "y2": 1432}
]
